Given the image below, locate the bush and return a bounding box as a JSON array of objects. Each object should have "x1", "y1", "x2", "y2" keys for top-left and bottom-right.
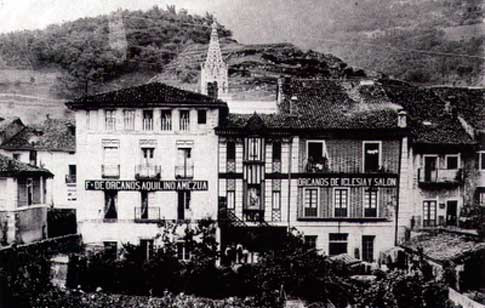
[{"x1": 47, "y1": 208, "x2": 77, "y2": 237}]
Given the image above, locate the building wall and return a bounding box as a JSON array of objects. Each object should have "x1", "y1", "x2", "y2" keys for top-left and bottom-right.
[{"x1": 75, "y1": 107, "x2": 221, "y2": 245}]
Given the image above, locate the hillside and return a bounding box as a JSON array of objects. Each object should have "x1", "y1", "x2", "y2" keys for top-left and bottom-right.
[
  {"x1": 155, "y1": 40, "x2": 377, "y2": 101},
  {"x1": 316, "y1": 0, "x2": 485, "y2": 86}
]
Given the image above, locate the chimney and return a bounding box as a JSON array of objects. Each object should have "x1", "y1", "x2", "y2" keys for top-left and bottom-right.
[
  {"x1": 290, "y1": 96, "x2": 298, "y2": 115},
  {"x1": 398, "y1": 109, "x2": 407, "y2": 128}
]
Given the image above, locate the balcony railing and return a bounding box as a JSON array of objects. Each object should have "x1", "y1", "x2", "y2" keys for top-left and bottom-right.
[
  {"x1": 243, "y1": 209, "x2": 265, "y2": 222},
  {"x1": 180, "y1": 117, "x2": 190, "y2": 131},
  {"x1": 142, "y1": 118, "x2": 153, "y2": 131},
  {"x1": 135, "y1": 164, "x2": 161, "y2": 179},
  {"x1": 303, "y1": 207, "x2": 318, "y2": 217},
  {"x1": 65, "y1": 175, "x2": 77, "y2": 184},
  {"x1": 134, "y1": 207, "x2": 161, "y2": 223},
  {"x1": 418, "y1": 168, "x2": 463, "y2": 186},
  {"x1": 161, "y1": 118, "x2": 172, "y2": 131},
  {"x1": 175, "y1": 163, "x2": 194, "y2": 179},
  {"x1": 102, "y1": 164, "x2": 120, "y2": 178}
]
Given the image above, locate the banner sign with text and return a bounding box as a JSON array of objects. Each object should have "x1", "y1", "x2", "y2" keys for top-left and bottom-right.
[
  {"x1": 297, "y1": 176, "x2": 397, "y2": 188},
  {"x1": 85, "y1": 180, "x2": 208, "y2": 191}
]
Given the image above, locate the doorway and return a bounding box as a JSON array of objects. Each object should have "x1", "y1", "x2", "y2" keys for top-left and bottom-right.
[
  {"x1": 446, "y1": 200, "x2": 458, "y2": 227},
  {"x1": 424, "y1": 156, "x2": 437, "y2": 182},
  {"x1": 177, "y1": 191, "x2": 191, "y2": 220}
]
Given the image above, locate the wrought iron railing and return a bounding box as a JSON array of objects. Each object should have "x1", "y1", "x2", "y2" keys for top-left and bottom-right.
[{"x1": 135, "y1": 164, "x2": 161, "y2": 179}]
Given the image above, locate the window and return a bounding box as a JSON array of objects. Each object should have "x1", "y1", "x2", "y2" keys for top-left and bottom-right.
[
  {"x1": 143, "y1": 110, "x2": 153, "y2": 131},
  {"x1": 103, "y1": 241, "x2": 118, "y2": 259},
  {"x1": 304, "y1": 188, "x2": 318, "y2": 217},
  {"x1": 26, "y1": 178, "x2": 33, "y2": 206},
  {"x1": 363, "y1": 189, "x2": 378, "y2": 217},
  {"x1": 479, "y1": 192, "x2": 485, "y2": 207},
  {"x1": 479, "y1": 152, "x2": 485, "y2": 171},
  {"x1": 197, "y1": 110, "x2": 207, "y2": 124},
  {"x1": 12, "y1": 153, "x2": 20, "y2": 160},
  {"x1": 307, "y1": 141, "x2": 328, "y2": 172},
  {"x1": 362, "y1": 236, "x2": 375, "y2": 262},
  {"x1": 140, "y1": 239, "x2": 154, "y2": 261},
  {"x1": 446, "y1": 155, "x2": 459, "y2": 170},
  {"x1": 103, "y1": 145, "x2": 120, "y2": 178},
  {"x1": 272, "y1": 191, "x2": 281, "y2": 210},
  {"x1": 104, "y1": 191, "x2": 118, "y2": 220},
  {"x1": 141, "y1": 148, "x2": 155, "y2": 165},
  {"x1": 245, "y1": 138, "x2": 263, "y2": 161},
  {"x1": 178, "y1": 191, "x2": 191, "y2": 220},
  {"x1": 29, "y1": 150, "x2": 37, "y2": 166},
  {"x1": 140, "y1": 191, "x2": 149, "y2": 219},
  {"x1": 161, "y1": 110, "x2": 172, "y2": 131},
  {"x1": 272, "y1": 142, "x2": 281, "y2": 161},
  {"x1": 207, "y1": 81, "x2": 218, "y2": 99},
  {"x1": 334, "y1": 188, "x2": 348, "y2": 217},
  {"x1": 304, "y1": 235, "x2": 317, "y2": 250},
  {"x1": 105, "y1": 109, "x2": 117, "y2": 130},
  {"x1": 247, "y1": 185, "x2": 262, "y2": 209},
  {"x1": 177, "y1": 242, "x2": 191, "y2": 261},
  {"x1": 123, "y1": 110, "x2": 135, "y2": 130},
  {"x1": 86, "y1": 110, "x2": 97, "y2": 130},
  {"x1": 176, "y1": 148, "x2": 193, "y2": 178},
  {"x1": 227, "y1": 191, "x2": 235, "y2": 210},
  {"x1": 179, "y1": 110, "x2": 190, "y2": 131},
  {"x1": 423, "y1": 200, "x2": 437, "y2": 227},
  {"x1": 227, "y1": 142, "x2": 236, "y2": 160},
  {"x1": 67, "y1": 164, "x2": 77, "y2": 184},
  {"x1": 329, "y1": 233, "x2": 348, "y2": 256},
  {"x1": 363, "y1": 142, "x2": 381, "y2": 172}
]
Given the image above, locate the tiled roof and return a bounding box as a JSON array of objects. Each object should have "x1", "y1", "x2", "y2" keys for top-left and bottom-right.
[
  {"x1": 66, "y1": 82, "x2": 228, "y2": 110},
  {"x1": 0, "y1": 153, "x2": 53, "y2": 177},
  {"x1": 401, "y1": 231, "x2": 485, "y2": 263},
  {"x1": 0, "y1": 118, "x2": 75, "y2": 152},
  {"x1": 0, "y1": 116, "x2": 21, "y2": 131},
  {"x1": 379, "y1": 79, "x2": 474, "y2": 145},
  {"x1": 431, "y1": 87, "x2": 485, "y2": 131}
]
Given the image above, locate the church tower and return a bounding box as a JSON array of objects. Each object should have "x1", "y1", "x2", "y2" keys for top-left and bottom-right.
[{"x1": 201, "y1": 22, "x2": 229, "y2": 100}]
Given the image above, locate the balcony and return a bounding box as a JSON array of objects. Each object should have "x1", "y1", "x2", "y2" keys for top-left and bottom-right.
[
  {"x1": 175, "y1": 162, "x2": 194, "y2": 179},
  {"x1": 418, "y1": 168, "x2": 463, "y2": 188},
  {"x1": 102, "y1": 164, "x2": 120, "y2": 179},
  {"x1": 65, "y1": 175, "x2": 77, "y2": 184},
  {"x1": 135, "y1": 164, "x2": 161, "y2": 180},
  {"x1": 243, "y1": 209, "x2": 265, "y2": 222},
  {"x1": 134, "y1": 207, "x2": 161, "y2": 223}
]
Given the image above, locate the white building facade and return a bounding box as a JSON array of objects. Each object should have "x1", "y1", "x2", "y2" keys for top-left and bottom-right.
[{"x1": 66, "y1": 83, "x2": 228, "y2": 250}]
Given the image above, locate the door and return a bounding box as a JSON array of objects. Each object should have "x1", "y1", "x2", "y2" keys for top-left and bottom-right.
[
  {"x1": 362, "y1": 236, "x2": 375, "y2": 262},
  {"x1": 424, "y1": 156, "x2": 437, "y2": 182},
  {"x1": 423, "y1": 200, "x2": 437, "y2": 227},
  {"x1": 446, "y1": 200, "x2": 458, "y2": 226},
  {"x1": 177, "y1": 191, "x2": 190, "y2": 220}
]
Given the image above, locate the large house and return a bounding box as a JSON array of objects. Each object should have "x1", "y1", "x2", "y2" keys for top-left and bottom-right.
[
  {"x1": 216, "y1": 78, "x2": 409, "y2": 262},
  {"x1": 65, "y1": 82, "x2": 228, "y2": 252}
]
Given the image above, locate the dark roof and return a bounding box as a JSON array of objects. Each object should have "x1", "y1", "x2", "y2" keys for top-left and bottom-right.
[
  {"x1": 379, "y1": 79, "x2": 475, "y2": 145},
  {"x1": 0, "y1": 116, "x2": 22, "y2": 132},
  {"x1": 66, "y1": 82, "x2": 228, "y2": 110},
  {"x1": 402, "y1": 231, "x2": 485, "y2": 263},
  {"x1": 0, "y1": 153, "x2": 53, "y2": 177},
  {"x1": 0, "y1": 118, "x2": 75, "y2": 152},
  {"x1": 431, "y1": 87, "x2": 485, "y2": 131}
]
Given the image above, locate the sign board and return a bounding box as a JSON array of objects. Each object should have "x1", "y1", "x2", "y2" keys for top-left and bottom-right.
[
  {"x1": 297, "y1": 176, "x2": 397, "y2": 188},
  {"x1": 85, "y1": 180, "x2": 208, "y2": 191}
]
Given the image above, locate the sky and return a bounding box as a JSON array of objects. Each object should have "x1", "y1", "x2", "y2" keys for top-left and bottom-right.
[{"x1": 0, "y1": 0, "x2": 335, "y2": 47}]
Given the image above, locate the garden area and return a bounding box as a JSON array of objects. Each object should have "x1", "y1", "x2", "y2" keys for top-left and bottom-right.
[{"x1": 0, "y1": 221, "x2": 463, "y2": 308}]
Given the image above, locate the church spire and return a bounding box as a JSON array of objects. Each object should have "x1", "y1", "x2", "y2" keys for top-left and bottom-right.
[{"x1": 200, "y1": 21, "x2": 229, "y2": 99}]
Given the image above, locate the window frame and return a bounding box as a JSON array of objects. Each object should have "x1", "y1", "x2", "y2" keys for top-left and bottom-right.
[
  {"x1": 304, "y1": 235, "x2": 317, "y2": 250},
  {"x1": 333, "y1": 187, "x2": 349, "y2": 218},
  {"x1": 123, "y1": 109, "x2": 136, "y2": 130},
  {"x1": 362, "y1": 141, "x2": 382, "y2": 173},
  {"x1": 272, "y1": 142, "x2": 282, "y2": 162},
  {"x1": 445, "y1": 154, "x2": 460, "y2": 170},
  {"x1": 179, "y1": 110, "x2": 190, "y2": 131},
  {"x1": 363, "y1": 188, "x2": 378, "y2": 218},
  {"x1": 306, "y1": 140, "x2": 328, "y2": 161},
  {"x1": 160, "y1": 109, "x2": 172, "y2": 131},
  {"x1": 197, "y1": 109, "x2": 207, "y2": 125},
  {"x1": 328, "y1": 233, "x2": 348, "y2": 256},
  {"x1": 227, "y1": 141, "x2": 236, "y2": 161},
  {"x1": 226, "y1": 190, "x2": 235, "y2": 210},
  {"x1": 479, "y1": 151, "x2": 485, "y2": 171},
  {"x1": 272, "y1": 191, "x2": 281, "y2": 210},
  {"x1": 303, "y1": 187, "x2": 319, "y2": 217},
  {"x1": 104, "y1": 191, "x2": 118, "y2": 220},
  {"x1": 423, "y1": 199, "x2": 438, "y2": 227},
  {"x1": 104, "y1": 109, "x2": 117, "y2": 131}
]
